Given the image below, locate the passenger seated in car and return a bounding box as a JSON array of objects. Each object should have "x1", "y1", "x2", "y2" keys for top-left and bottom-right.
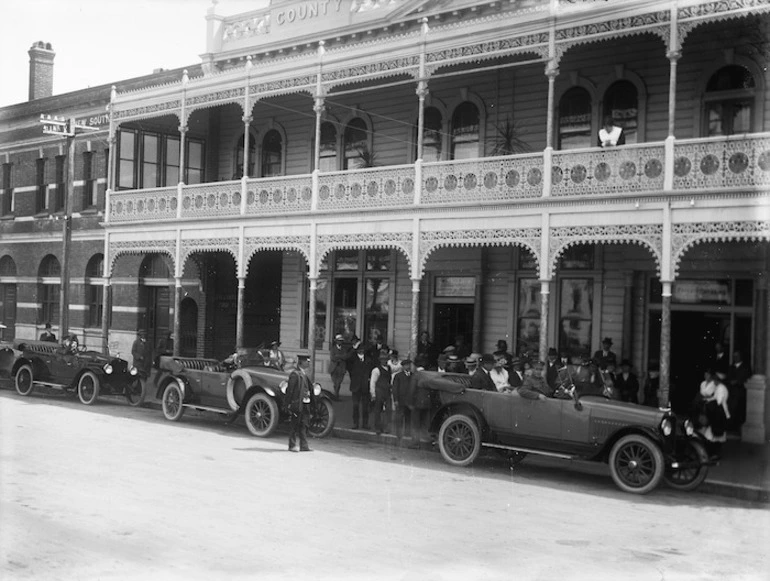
[
  {"x1": 60, "y1": 333, "x2": 79, "y2": 355},
  {"x1": 516, "y1": 361, "x2": 554, "y2": 400},
  {"x1": 490, "y1": 355, "x2": 511, "y2": 392}
]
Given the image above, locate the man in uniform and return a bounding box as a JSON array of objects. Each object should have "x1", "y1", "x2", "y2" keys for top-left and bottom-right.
[
  {"x1": 348, "y1": 341, "x2": 372, "y2": 430},
  {"x1": 286, "y1": 355, "x2": 313, "y2": 452},
  {"x1": 517, "y1": 360, "x2": 554, "y2": 400},
  {"x1": 131, "y1": 330, "x2": 153, "y2": 381}
]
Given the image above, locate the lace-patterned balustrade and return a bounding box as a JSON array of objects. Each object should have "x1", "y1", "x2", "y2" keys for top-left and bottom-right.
[
  {"x1": 421, "y1": 153, "x2": 544, "y2": 204},
  {"x1": 673, "y1": 134, "x2": 770, "y2": 191},
  {"x1": 245, "y1": 175, "x2": 312, "y2": 214},
  {"x1": 551, "y1": 143, "x2": 665, "y2": 197},
  {"x1": 317, "y1": 165, "x2": 415, "y2": 211},
  {"x1": 180, "y1": 181, "x2": 243, "y2": 218},
  {"x1": 109, "y1": 187, "x2": 178, "y2": 223}
]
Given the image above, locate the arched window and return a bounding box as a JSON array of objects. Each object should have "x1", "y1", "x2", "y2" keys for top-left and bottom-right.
[
  {"x1": 38, "y1": 255, "x2": 60, "y2": 325},
  {"x1": 343, "y1": 118, "x2": 369, "y2": 170},
  {"x1": 603, "y1": 80, "x2": 638, "y2": 144},
  {"x1": 261, "y1": 129, "x2": 283, "y2": 177},
  {"x1": 558, "y1": 87, "x2": 592, "y2": 150},
  {"x1": 139, "y1": 254, "x2": 170, "y2": 279},
  {"x1": 0, "y1": 256, "x2": 15, "y2": 277},
  {"x1": 703, "y1": 65, "x2": 756, "y2": 136},
  {"x1": 450, "y1": 102, "x2": 480, "y2": 160},
  {"x1": 85, "y1": 254, "x2": 104, "y2": 328},
  {"x1": 318, "y1": 122, "x2": 338, "y2": 171},
  {"x1": 234, "y1": 132, "x2": 256, "y2": 179},
  {"x1": 417, "y1": 107, "x2": 443, "y2": 162}
]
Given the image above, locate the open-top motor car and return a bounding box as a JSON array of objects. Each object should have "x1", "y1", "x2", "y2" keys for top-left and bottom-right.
[{"x1": 420, "y1": 371, "x2": 711, "y2": 495}]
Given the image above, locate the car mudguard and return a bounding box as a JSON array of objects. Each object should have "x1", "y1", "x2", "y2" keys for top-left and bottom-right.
[
  {"x1": 595, "y1": 425, "x2": 665, "y2": 462},
  {"x1": 430, "y1": 401, "x2": 488, "y2": 436}
]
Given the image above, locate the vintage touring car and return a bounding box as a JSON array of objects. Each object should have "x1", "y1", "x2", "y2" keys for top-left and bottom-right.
[
  {"x1": 153, "y1": 354, "x2": 335, "y2": 438},
  {"x1": 419, "y1": 371, "x2": 711, "y2": 495}
]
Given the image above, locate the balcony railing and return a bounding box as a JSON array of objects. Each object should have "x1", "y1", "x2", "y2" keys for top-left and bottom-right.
[{"x1": 108, "y1": 134, "x2": 770, "y2": 223}]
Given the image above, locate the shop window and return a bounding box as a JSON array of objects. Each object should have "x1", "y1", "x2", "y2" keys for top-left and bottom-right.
[
  {"x1": 38, "y1": 255, "x2": 60, "y2": 325},
  {"x1": 418, "y1": 107, "x2": 443, "y2": 162},
  {"x1": 85, "y1": 254, "x2": 104, "y2": 328},
  {"x1": 703, "y1": 65, "x2": 756, "y2": 136},
  {"x1": 53, "y1": 155, "x2": 65, "y2": 212},
  {"x1": 36, "y1": 158, "x2": 47, "y2": 213},
  {"x1": 261, "y1": 129, "x2": 283, "y2": 177},
  {"x1": 603, "y1": 80, "x2": 638, "y2": 144},
  {"x1": 559, "y1": 278, "x2": 594, "y2": 360},
  {"x1": 450, "y1": 102, "x2": 480, "y2": 160},
  {"x1": 318, "y1": 122, "x2": 338, "y2": 172},
  {"x1": 558, "y1": 87, "x2": 592, "y2": 150},
  {"x1": 517, "y1": 279, "x2": 541, "y2": 357},
  {"x1": 343, "y1": 118, "x2": 369, "y2": 170},
  {"x1": 234, "y1": 132, "x2": 256, "y2": 178},
  {"x1": 1, "y1": 163, "x2": 12, "y2": 215}
]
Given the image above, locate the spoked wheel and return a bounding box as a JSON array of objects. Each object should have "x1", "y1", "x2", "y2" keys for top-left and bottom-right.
[
  {"x1": 609, "y1": 434, "x2": 664, "y2": 494},
  {"x1": 438, "y1": 414, "x2": 481, "y2": 467},
  {"x1": 125, "y1": 377, "x2": 146, "y2": 407},
  {"x1": 162, "y1": 381, "x2": 185, "y2": 421},
  {"x1": 77, "y1": 371, "x2": 101, "y2": 405},
  {"x1": 308, "y1": 398, "x2": 335, "y2": 438},
  {"x1": 15, "y1": 365, "x2": 34, "y2": 396},
  {"x1": 244, "y1": 392, "x2": 279, "y2": 437},
  {"x1": 664, "y1": 439, "x2": 709, "y2": 491}
]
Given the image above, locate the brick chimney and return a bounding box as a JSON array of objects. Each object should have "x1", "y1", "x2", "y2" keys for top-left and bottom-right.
[{"x1": 28, "y1": 41, "x2": 55, "y2": 101}]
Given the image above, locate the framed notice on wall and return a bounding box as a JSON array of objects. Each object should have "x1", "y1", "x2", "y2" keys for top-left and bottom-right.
[{"x1": 434, "y1": 276, "x2": 476, "y2": 298}]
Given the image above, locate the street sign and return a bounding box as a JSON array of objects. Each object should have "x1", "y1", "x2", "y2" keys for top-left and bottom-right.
[{"x1": 40, "y1": 114, "x2": 100, "y2": 136}]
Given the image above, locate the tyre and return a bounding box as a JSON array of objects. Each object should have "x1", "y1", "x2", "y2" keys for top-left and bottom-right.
[
  {"x1": 77, "y1": 371, "x2": 101, "y2": 405},
  {"x1": 438, "y1": 414, "x2": 481, "y2": 467},
  {"x1": 609, "y1": 434, "x2": 665, "y2": 494},
  {"x1": 125, "y1": 377, "x2": 146, "y2": 407},
  {"x1": 15, "y1": 365, "x2": 34, "y2": 396},
  {"x1": 664, "y1": 439, "x2": 709, "y2": 492},
  {"x1": 162, "y1": 381, "x2": 185, "y2": 421},
  {"x1": 244, "y1": 392, "x2": 279, "y2": 437},
  {"x1": 308, "y1": 398, "x2": 335, "y2": 438}
]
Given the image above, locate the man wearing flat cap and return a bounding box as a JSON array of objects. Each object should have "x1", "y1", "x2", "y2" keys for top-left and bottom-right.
[
  {"x1": 470, "y1": 353, "x2": 497, "y2": 391},
  {"x1": 286, "y1": 355, "x2": 313, "y2": 452},
  {"x1": 593, "y1": 337, "x2": 617, "y2": 371},
  {"x1": 329, "y1": 333, "x2": 350, "y2": 399}
]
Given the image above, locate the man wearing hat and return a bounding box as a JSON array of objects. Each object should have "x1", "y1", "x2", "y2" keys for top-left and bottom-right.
[
  {"x1": 593, "y1": 337, "x2": 617, "y2": 371},
  {"x1": 131, "y1": 329, "x2": 152, "y2": 381},
  {"x1": 329, "y1": 334, "x2": 350, "y2": 399},
  {"x1": 39, "y1": 322, "x2": 57, "y2": 342},
  {"x1": 518, "y1": 360, "x2": 554, "y2": 400},
  {"x1": 614, "y1": 359, "x2": 640, "y2": 403},
  {"x1": 348, "y1": 341, "x2": 372, "y2": 430},
  {"x1": 464, "y1": 353, "x2": 481, "y2": 375},
  {"x1": 391, "y1": 358, "x2": 414, "y2": 443},
  {"x1": 286, "y1": 355, "x2": 313, "y2": 452},
  {"x1": 470, "y1": 354, "x2": 497, "y2": 391},
  {"x1": 493, "y1": 340, "x2": 513, "y2": 370},
  {"x1": 545, "y1": 347, "x2": 560, "y2": 390},
  {"x1": 369, "y1": 349, "x2": 393, "y2": 435},
  {"x1": 509, "y1": 357, "x2": 525, "y2": 388}
]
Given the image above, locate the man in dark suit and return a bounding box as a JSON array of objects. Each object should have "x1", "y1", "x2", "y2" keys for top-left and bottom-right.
[
  {"x1": 727, "y1": 349, "x2": 751, "y2": 429},
  {"x1": 39, "y1": 322, "x2": 56, "y2": 342},
  {"x1": 286, "y1": 355, "x2": 313, "y2": 452},
  {"x1": 329, "y1": 334, "x2": 350, "y2": 400},
  {"x1": 470, "y1": 353, "x2": 497, "y2": 391},
  {"x1": 593, "y1": 337, "x2": 617, "y2": 371},
  {"x1": 614, "y1": 359, "x2": 640, "y2": 404},
  {"x1": 545, "y1": 347, "x2": 560, "y2": 390},
  {"x1": 348, "y1": 342, "x2": 372, "y2": 430},
  {"x1": 509, "y1": 358, "x2": 525, "y2": 388}
]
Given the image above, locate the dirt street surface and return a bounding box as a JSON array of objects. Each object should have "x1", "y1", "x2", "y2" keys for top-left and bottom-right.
[{"x1": 1, "y1": 391, "x2": 768, "y2": 581}]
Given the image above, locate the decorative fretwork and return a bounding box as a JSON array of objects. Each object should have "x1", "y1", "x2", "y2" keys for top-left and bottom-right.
[
  {"x1": 222, "y1": 14, "x2": 271, "y2": 42},
  {"x1": 244, "y1": 236, "x2": 311, "y2": 274},
  {"x1": 113, "y1": 100, "x2": 181, "y2": 122},
  {"x1": 317, "y1": 166, "x2": 415, "y2": 210},
  {"x1": 250, "y1": 76, "x2": 316, "y2": 96},
  {"x1": 185, "y1": 88, "x2": 246, "y2": 112},
  {"x1": 109, "y1": 187, "x2": 178, "y2": 223},
  {"x1": 246, "y1": 176, "x2": 313, "y2": 215},
  {"x1": 549, "y1": 225, "x2": 663, "y2": 277},
  {"x1": 180, "y1": 238, "x2": 240, "y2": 274},
  {"x1": 421, "y1": 154, "x2": 543, "y2": 204},
  {"x1": 671, "y1": 221, "x2": 770, "y2": 276},
  {"x1": 551, "y1": 144, "x2": 665, "y2": 197},
  {"x1": 673, "y1": 134, "x2": 770, "y2": 191},
  {"x1": 555, "y1": 11, "x2": 670, "y2": 42},
  {"x1": 425, "y1": 33, "x2": 548, "y2": 68},
  {"x1": 108, "y1": 240, "x2": 176, "y2": 277},
  {"x1": 316, "y1": 232, "x2": 413, "y2": 274},
  {"x1": 419, "y1": 228, "x2": 541, "y2": 277},
  {"x1": 180, "y1": 182, "x2": 243, "y2": 219},
  {"x1": 321, "y1": 58, "x2": 420, "y2": 91}
]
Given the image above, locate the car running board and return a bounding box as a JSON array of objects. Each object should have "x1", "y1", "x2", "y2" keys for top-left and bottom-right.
[
  {"x1": 181, "y1": 404, "x2": 231, "y2": 415},
  {"x1": 482, "y1": 442, "x2": 575, "y2": 460},
  {"x1": 33, "y1": 382, "x2": 67, "y2": 390}
]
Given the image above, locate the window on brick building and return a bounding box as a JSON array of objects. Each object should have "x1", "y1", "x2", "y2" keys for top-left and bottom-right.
[
  {"x1": 36, "y1": 158, "x2": 47, "y2": 213},
  {"x1": 85, "y1": 254, "x2": 104, "y2": 328},
  {"x1": 1, "y1": 163, "x2": 12, "y2": 216},
  {"x1": 53, "y1": 155, "x2": 65, "y2": 212},
  {"x1": 558, "y1": 87, "x2": 592, "y2": 150},
  {"x1": 261, "y1": 130, "x2": 283, "y2": 177},
  {"x1": 118, "y1": 129, "x2": 137, "y2": 189},
  {"x1": 38, "y1": 255, "x2": 60, "y2": 325},
  {"x1": 83, "y1": 151, "x2": 97, "y2": 208},
  {"x1": 703, "y1": 65, "x2": 756, "y2": 136},
  {"x1": 451, "y1": 102, "x2": 480, "y2": 160}
]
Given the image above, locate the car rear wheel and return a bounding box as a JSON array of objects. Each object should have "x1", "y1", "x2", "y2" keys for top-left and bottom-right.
[
  {"x1": 125, "y1": 377, "x2": 145, "y2": 407},
  {"x1": 77, "y1": 371, "x2": 101, "y2": 405},
  {"x1": 15, "y1": 365, "x2": 34, "y2": 396},
  {"x1": 162, "y1": 381, "x2": 185, "y2": 421},
  {"x1": 244, "y1": 392, "x2": 279, "y2": 437},
  {"x1": 438, "y1": 414, "x2": 481, "y2": 467},
  {"x1": 609, "y1": 434, "x2": 664, "y2": 494},
  {"x1": 664, "y1": 439, "x2": 709, "y2": 491},
  {"x1": 308, "y1": 398, "x2": 335, "y2": 438}
]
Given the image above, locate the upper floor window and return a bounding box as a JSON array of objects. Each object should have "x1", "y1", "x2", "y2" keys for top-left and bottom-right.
[
  {"x1": 261, "y1": 129, "x2": 283, "y2": 177},
  {"x1": 603, "y1": 80, "x2": 638, "y2": 145},
  {"x1": 704, "y1": 65, "x2": 756, "y2": 136},
  {"x1": 36, "y1": 158, "x2": 47, "y2": 213},
  {"x1": 1, "y1": 163, "x2": 12, "y2": 216},
  {"x1": 164, "y1": 137, "x2": 180, "y2": 186},
  {"x1": 53, "y1": 155, "x2": 65, "y2": 212},
  {"x1": 234, "y1": 132, "x2": 256, "y2": 179},
  {"x1": 451, "y1": 102, "x2": 480, "y2": 160},
  {"x1": 559, "y1": 87, "x2": 592, "y2": 150},
  {"x1": 118, "y1": 130, "x2": 137, "y2": 189},
  {"x1": 318, "y1": 122, "x2": 338, "y2": 172},
  {"x1": 418, "y1": 107, "x2": 443, "y2": 162},
  {"x1": 343, "y1": 118, "x2": 369, "y2": 170},
  {"x1": 82, "y1": 151, "x2": 97, "y2": 208},
  {"x1": 186, "y1": 140, "x2": 204, "y2": 184},
  {"x1": 117, "y1": 129, "x2": 204, "y2": 189},
  {"x1": 38, "y1": 255, "x2": 60, "y2": 325}
]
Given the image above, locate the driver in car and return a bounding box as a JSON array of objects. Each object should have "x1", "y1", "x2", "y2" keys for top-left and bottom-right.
[
  {"x1": 60, "y1": 333, "x2": 80, "y2": 354},
  {"x1": 516, "y1": 361, "x2": 554, "y2": 400}
]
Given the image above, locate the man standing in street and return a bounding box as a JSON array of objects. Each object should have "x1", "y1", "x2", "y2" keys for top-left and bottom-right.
[
  {"x1": 131, "y1": 330, "x2": 153, "y2": 383},
  {"x1": 286, "y1": 355, "x2": 313, "y2": 452},
  {"x1": 370, "y1": 349, "x2": 392, "y2": 435},
  {"x1": 593, "y1": 337, "x2": 617, "y2": 371},
  {"x1": 329, "y1": 334, "x2": 349, "y2": 400},
  {"x1": 392, "y1": 358, "x2": 414, "y2": 444},
  {"x1": 348, "y1": 342, "x2": 372, "y2": 430}
]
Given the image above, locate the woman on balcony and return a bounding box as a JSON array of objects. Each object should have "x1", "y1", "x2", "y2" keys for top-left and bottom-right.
[{"x1": 597, "y1": 115, "x2": 626, "y2": 148}]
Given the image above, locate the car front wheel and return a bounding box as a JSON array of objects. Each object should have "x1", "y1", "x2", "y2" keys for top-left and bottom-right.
[
  {"x1": 125, "y1": 377, "x2": 145, "y2": 407},
  {"x1": 664, "y1": 439, "x2": 709, "y2": 491},
  {"x1": 244, "y1": 392, "x2": 279, "y2": 437},
  {"x1": 438, "y1": 414, "x2": 481, "y2": 467},
  {"x1": 162, "y1": 381, "x2": 185, "y2": 421},
  {"x1": 308, "y1": 398, "x2": 335, "y2": 438},
  {"x1": 15, "y1": 365, "x2": 34, "y2": 396},
  {"x1": 609, "y1": 434, "x2": 665, "y2": 494},
  {"x1": 77, "y1": 371, "x2": 101, "y2": 405}
]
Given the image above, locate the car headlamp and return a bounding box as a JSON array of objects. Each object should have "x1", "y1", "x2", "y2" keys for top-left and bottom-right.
[
  {"x1": 313, "y1": 383, "x2": 322, "y2": 397},
  {"x1": 103, "y1": 363, "x2": 113, "y2": 375},
  {"x1": 660, "y1": 417, "x2": 673, "y2": 436},
  {"x1": 684, "y1": 419, "x2": 694, "y2": 437},
  {"x1": 129, "y1": 366, "x2": 138, "y2": 376}
]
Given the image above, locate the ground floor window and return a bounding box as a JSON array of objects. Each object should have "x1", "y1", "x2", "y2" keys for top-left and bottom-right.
[
  {"x1": 517, "y1": 278, "x2": 541, "y2": 358},
  {"x1": 558, "y1": 278, "x2": 594, "y2": 360}
]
